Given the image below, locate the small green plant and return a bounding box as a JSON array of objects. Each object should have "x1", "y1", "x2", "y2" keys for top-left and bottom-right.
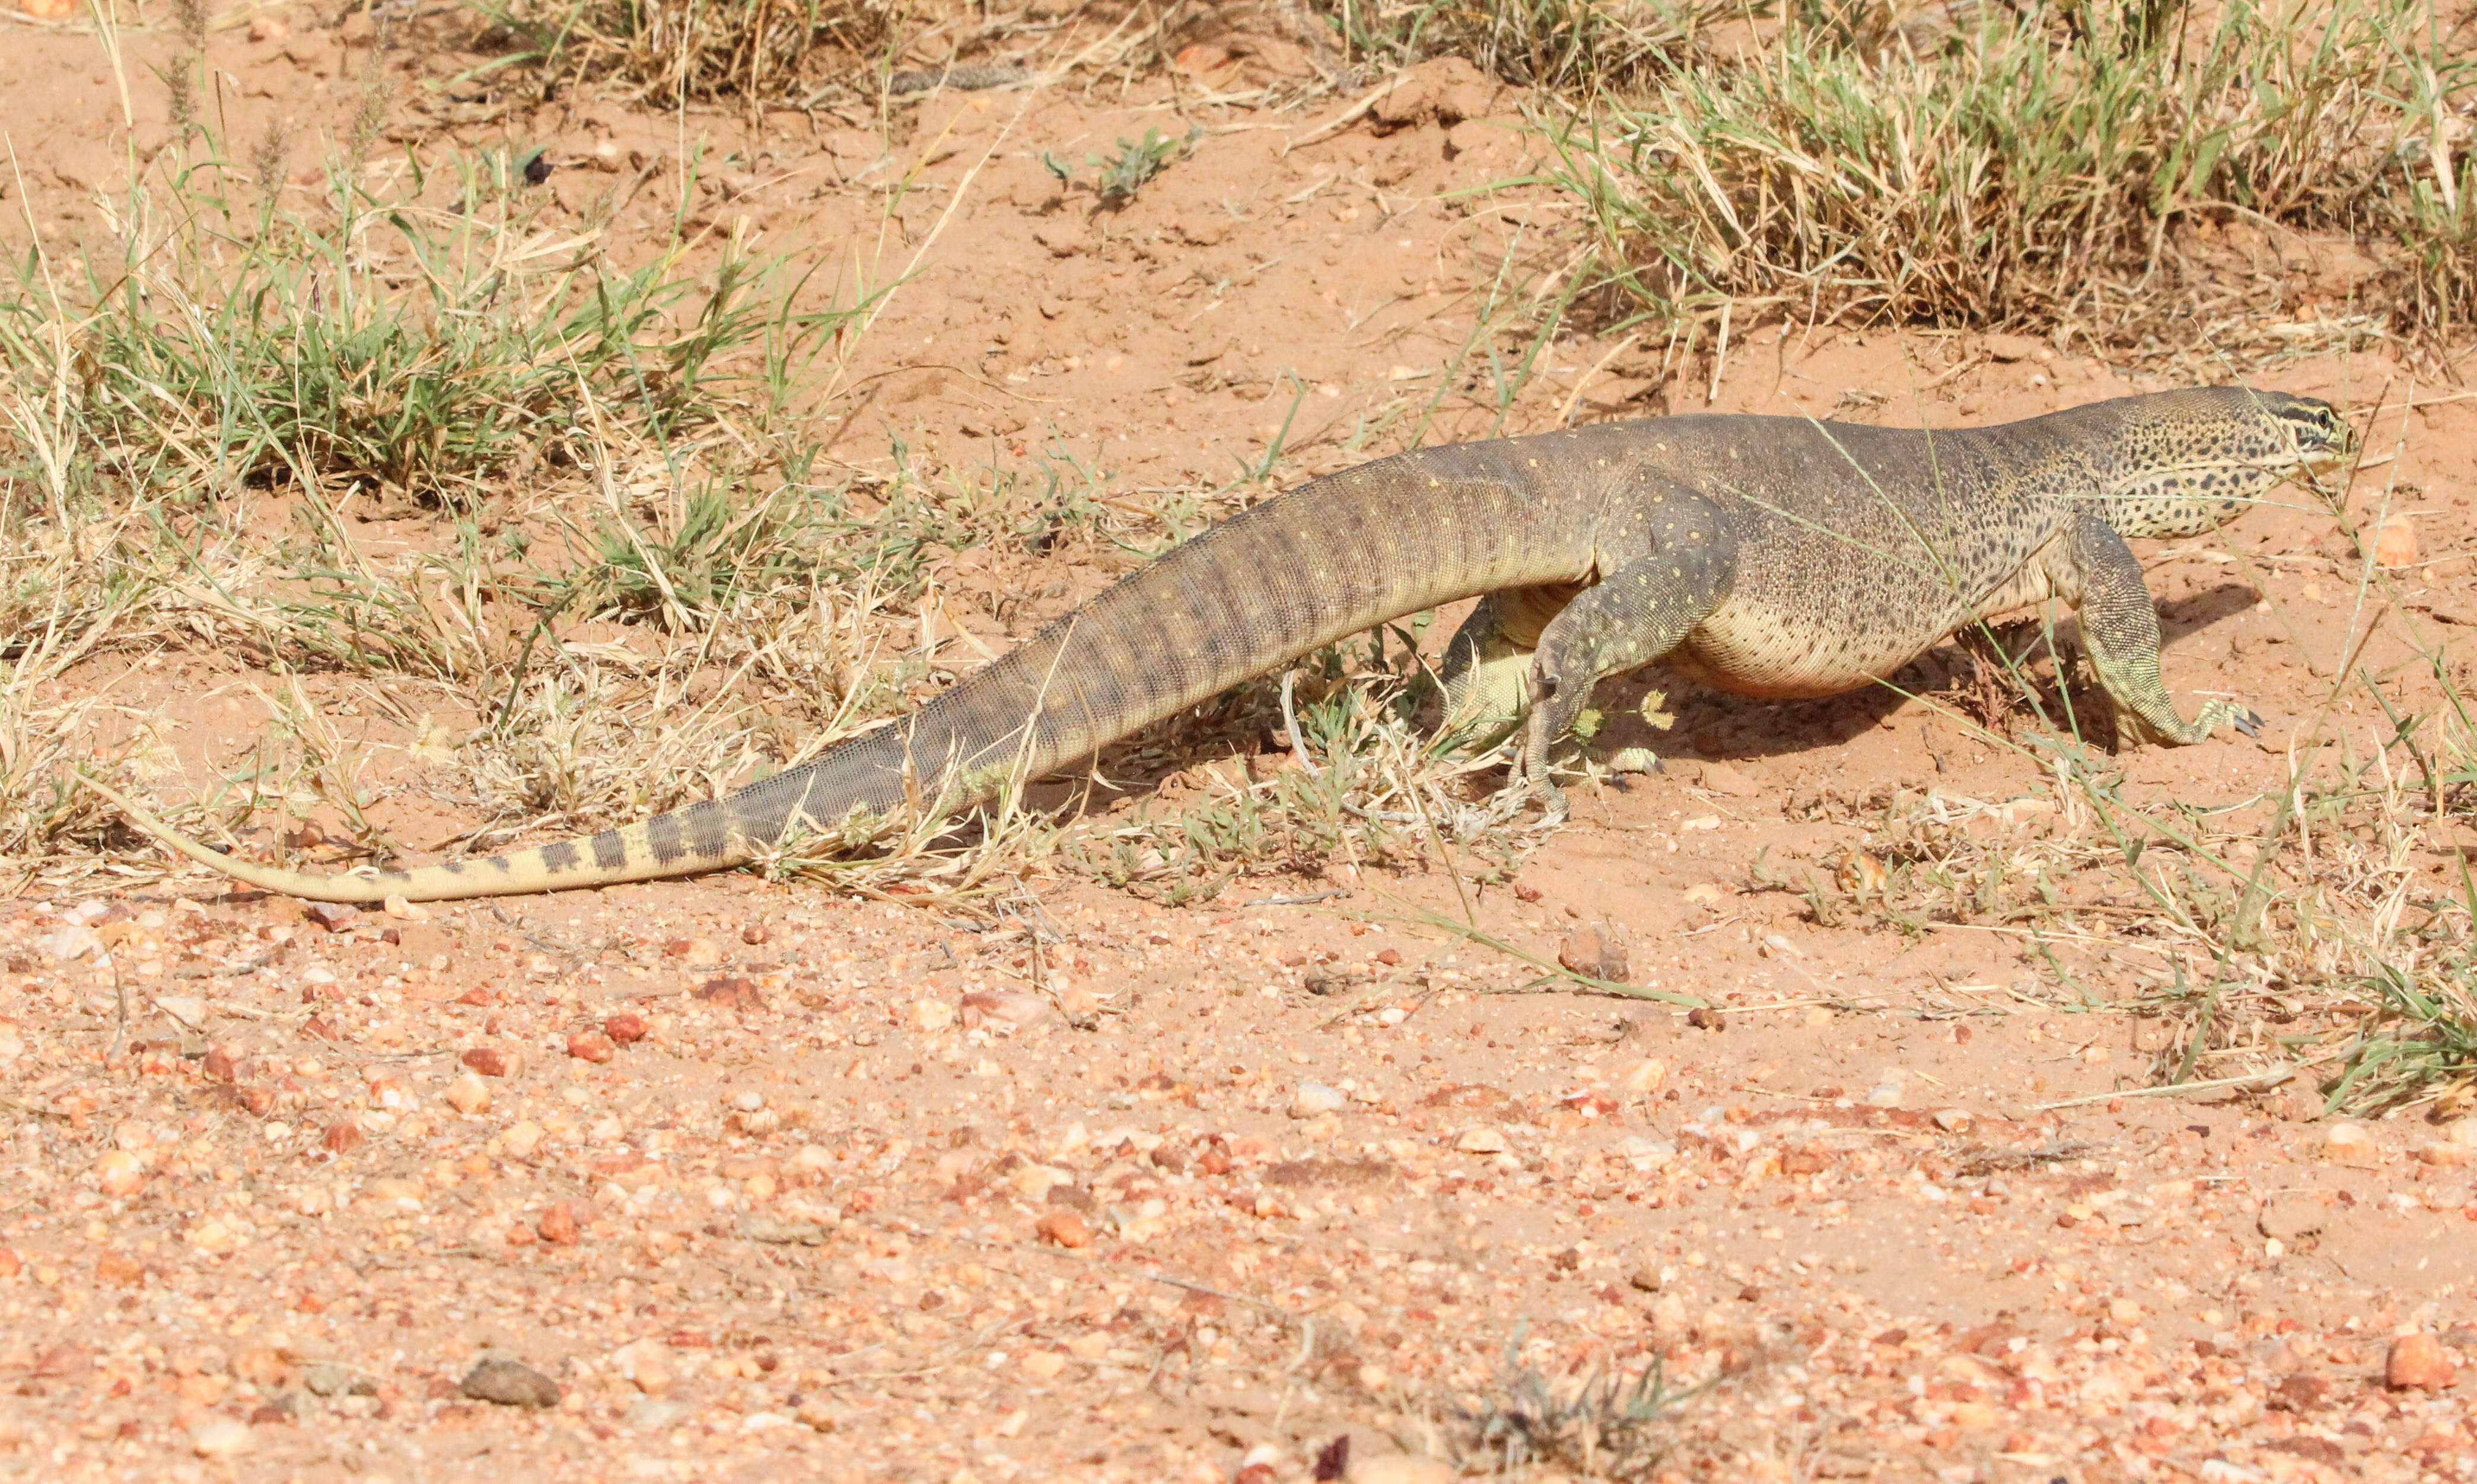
[
  {"x1": 1042, "y1": 126, "x2": 1203, "y2": 206},
  {"x1": 1456, "y1": 1341, "x2": 1713, "y2": 1477}
]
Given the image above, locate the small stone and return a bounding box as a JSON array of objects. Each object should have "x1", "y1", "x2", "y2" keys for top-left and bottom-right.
[
  {"x1": 2387, "y1": 1333, "x2": 2456, "y2": 1390},
  {"x1": 189, "y1": 1419, "x2": 251, "y2": 1458},
  {"x1": 442, "y1": 1072, "x2": 491, "y2": 1115},
  {"x1": 913, "y1": 998, "x2": 957, "y2": 1032},
  {"x1": 301, "y1": 1362, "x2": 361, "y2": 1397},
  {"x1": 381, "y1": 894, "x2": 429, "y2": 922},
  {"x1": 94, "y1": 1250, "x2": 144, "y2": 1286},
  {"x1": 2108, "y1": 1298, "x2": 2144, "y2": 1324},
  {"x1": 1019, "y1": 1350, "x2": 1068, "y2": 1378},
  {"x1": 320, "y1": 1121, "x2": 364, "y2": 1154},
  {"x1": 1864, "y1": 1078, "x2": 1905, "y2": 1108},
  {"x1": 0, "y1": 1248, "x2": 18, "y2": 1279},
  {"x1": 2447, "y1": 1116, "x2": 2477, "y2": 1148},
  {"x1": 567, "y1": 1031, "x2": 616, "y2": 1063},
  {"x1": 461, "y1": 1357, "x2": 560, "y2": 1407},
  {"x1": 537, "y1": 1202, "x2": 582, "y2": 1246},
  {"x1": 604, "y1": 1013, "x2": 649, "y2": 1043},
  {"x1": 665, "y1": 937, "x2": 722, "y2": 965},
  {"x1": 201, "y1": 1041, "x2": 244, "y2": 1082},
  {"x1": 1454, "y1": 1126, "x2": 1509, "y2": 1154},
  {"x1": 740, "y1": 923, "x2": 769, "y2": 945},
  {"x1": 1291, "y1": 1082, "x2": 1347, "y2": 1117},
  {"x1": 1035, "y1": 1209, "x2": 1092, "y2": 1249},
  {"x1": 94, "y1": 1148, "x2": 146, "y2": 1196},
  {"x1": 795, "y1": 1395, "x2": 838, "y2": 1431},
  {"x1": 1617, "y1": 1058, "x2": 1667, "y2": 1094},
  {"x1": 1626, "y1": 1265, "x2": 1662, "y2": 1294},
  {"x1": 1557, "y1": 925, "x2": 1627, "y2": 979},
  {"x1": 460, "y1": 1046, "x2": 514, "y2": 1077},
  {"x1": 232, "y1": 1345, "x2": 287, "y2": 1387},
  {"x1": 305, "y1": 902, "x2": 361, "y2": 932},
  {"x1": 2373, "y1": 514, "x2": 2418, "y2": 569},
  {"x1": 501, "y1": 1120, "x2": 545, "y2": 1158},
  {"x1": 1933, "y1": 1108, "x2": 1974, "y2": 1133},
  {"x1": 2322, "y1": 1122, "x2": 2377, "y2": 1164},
  {"x1": 2419, "y1": 1141, "x2": 2476, "y2": 1167},
  {"x1": 693, "y1": 975, "x2": 765, "y2": 1012},
  {"x1": 633, "y1": 1354, "x2": 674, "y2": 1396}
]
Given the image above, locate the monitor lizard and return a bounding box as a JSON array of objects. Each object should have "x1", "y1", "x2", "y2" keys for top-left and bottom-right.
[{"x1": 81, "y1": 386, "x2": 2351, "y2": 902}]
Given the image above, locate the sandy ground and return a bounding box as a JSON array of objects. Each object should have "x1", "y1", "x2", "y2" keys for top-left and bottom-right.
[{"x1": 5, "y1": 3, "x2": 2477, "y2": 1481}]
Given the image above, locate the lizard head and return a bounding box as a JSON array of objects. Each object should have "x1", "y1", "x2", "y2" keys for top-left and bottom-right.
[{"x1": 2097, "y1": 387, "x2": 2354, "y2": 539}]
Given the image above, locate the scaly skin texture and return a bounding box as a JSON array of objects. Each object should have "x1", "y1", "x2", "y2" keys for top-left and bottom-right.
[{"x1": 82, "y1": 387, "x2": 2351, "y2": 902}]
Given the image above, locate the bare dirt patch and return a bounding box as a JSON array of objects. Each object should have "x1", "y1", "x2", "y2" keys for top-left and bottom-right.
[{"x1": 5, "y1": 4, "x2": 2477, "y2": 1482}]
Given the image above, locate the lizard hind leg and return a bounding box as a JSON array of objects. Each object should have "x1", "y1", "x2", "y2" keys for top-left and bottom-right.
[
  {"x1": 1520, "y1": 540, "x2": 1734, "y2": 820},
  {"x1": 1436, "y1": 585, "x2": 1581, "y2": 750},
  {"x1": 2065, "y1": 515, "x2": 2259, "y2": 746}
]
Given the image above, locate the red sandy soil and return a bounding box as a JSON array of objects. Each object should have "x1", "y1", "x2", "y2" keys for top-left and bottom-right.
[{"x1": 5, "y1": 4, "x2": 2477, "y2": 1481}]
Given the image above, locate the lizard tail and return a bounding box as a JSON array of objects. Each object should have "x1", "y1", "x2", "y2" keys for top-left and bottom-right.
[{"x1": 80, "y1": 442, "x2": 1591, "y2": 902}]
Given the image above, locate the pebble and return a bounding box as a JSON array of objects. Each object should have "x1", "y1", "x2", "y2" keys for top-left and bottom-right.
[
  {"x1": 301, "y1": 1362, "x2": 362, "y2": 1397},
  {"x1": 443, "y1": 1072, "x2": 491, "y2": 1114},
  {"x1": 305, "y1": 903, "x2": 360, "y2": 932},
  {"x1": 1864, "y1": 1079, "x2": 1905, "y2": 1108},
  {"x1": 605, "y1": 1013, "x2": 649, "y2": 1043},
  {"x1": 381, "y1": 894, "x2": 428, "y2": 921},
  {"x1": 1291, "y1": 1082, "x2": 1347, "y2": 1117},
  {"x1": 914, "y1": 998, "x2": 957, "y2": 1032},
  {"x1": 1020, "y1": 1349, "x2": 1068, "y2": 1379},
  {"x1": 1556, "y1": 925, "x2": 1627, "y2": 979},
  {"x1": 1618, "y1": 1057, "x2": 1667, "y2": 1093},
  {"x1": 2388, "y1": 1333, "x2": 2456, "y2": 1390},
  {"x1": 1454, "y1": 1127, "x2": 1508, "y2": 1154},
  {"x1": 2322, "y1": 1123, "x2": 2377, "y2": 1164},
  {"x1": 693, "y1": 975, "x2": 766, "y2": 1011},
  {"x1": 625, "y1": 1399, "x2": 692, "y2": 1429},
  {"x1": 1036, "y1": 1209, "x2": 1092, "y2": 1248},
  {"x1": 2373, "y1": 514, "x2": 2417, "y2": 568},
  {"x1": 461, "y1": 1357, "x2": 560, "y2": 1407},
  {"x1": 567, "y1": 1031, "x2": 616, "y2": 1063},
  {"x1": 94, "y1": 1149, "x2": 145, "y2": 1196},
  {"x1": 666, "y1": 937, "x2": 723, "y2": 965},
  {"x1": 189, "y1": 1419, "x2": 251, "y2": 1458},
  {"x1": 537, "y1": 1202, "x2": 582, "y2": 1245},
  {"x1": 460, "y1": 1047, "x2": 515, "y2": 1077}
]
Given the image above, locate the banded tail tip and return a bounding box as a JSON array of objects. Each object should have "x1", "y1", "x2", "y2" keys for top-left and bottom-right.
[{"x1": 74, "y1": 772, "x2": 403, "y2": 905}]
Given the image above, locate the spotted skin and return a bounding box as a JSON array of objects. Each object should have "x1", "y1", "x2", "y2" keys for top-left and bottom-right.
[{"x1": 81, "y1": 387, "x2": 2350, "y2": 902}]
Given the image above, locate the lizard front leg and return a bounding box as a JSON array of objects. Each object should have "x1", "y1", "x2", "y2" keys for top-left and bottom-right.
[
  {"x1": 1520, "y1": 492, "x2": 1737, "y2": 818},
  {"x1": 2061, "y1": 514, "x2": 2260, "y2": 745}
]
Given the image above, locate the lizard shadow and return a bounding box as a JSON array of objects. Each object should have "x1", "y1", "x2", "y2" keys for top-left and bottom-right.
[
  {"x1": 1592, "y1": 579, "x2": 2264, "y2": 768},
  {"x1": 1015, "y1": 582, "x2": 2265, "y2": 816}
]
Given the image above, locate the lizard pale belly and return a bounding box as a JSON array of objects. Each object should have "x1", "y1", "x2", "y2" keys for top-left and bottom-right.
[{"x1": 1658, "y1": 536, "x2": 2071, "y2": 700}]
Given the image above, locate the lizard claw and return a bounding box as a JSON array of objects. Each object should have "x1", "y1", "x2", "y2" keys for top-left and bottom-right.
[{"x1": 2233, "y1": 708, "x2": 2263, "y2": 739}]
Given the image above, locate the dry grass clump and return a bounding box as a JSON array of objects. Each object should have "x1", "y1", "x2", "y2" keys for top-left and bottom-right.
[
  {"x1": 1550, "y1": 0, "x2": 2477, "y2": 342},
  {"x1": 1762, "y1": 661, "x2": 2477, "y2": 1116},
  {"x1": 1310, "y1": 0, "x2": 1728, "y2": 94},
  {"x1": 464, "y1": 0, "x2": 912, "y2": 105}
]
